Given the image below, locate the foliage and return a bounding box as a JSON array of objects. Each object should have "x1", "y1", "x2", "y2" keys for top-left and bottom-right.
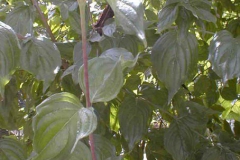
[{"x1": 0, "y1": 0, "x2": 240, "y2": 159}]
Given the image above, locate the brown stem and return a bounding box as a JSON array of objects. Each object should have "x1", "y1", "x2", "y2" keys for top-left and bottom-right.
[
  {"x1": 31, "y1": 0, "x2": 56, "y2": 42},
  {"x1": 79, "y1": 1, "x2": 96, "y2": 160}
]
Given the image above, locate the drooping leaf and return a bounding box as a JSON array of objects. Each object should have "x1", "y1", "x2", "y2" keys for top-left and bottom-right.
[
  {"x1": 107, "y1": 0, "x2": 147, "y2": 47},
  {"x1": 20, "y1": 37, "x2": 61, "y2": 91},
  {"x1": 69, "y1": 141, "x2": 92, "y2": 160},
  {"x1": 151, "y1": 30, "x2": 198, "y2": 102},
  {"x1": 32, "y1": 92, "x2": 97, "y2": 160},
  {"x1": 93, "y1": 134, "x2": 117, "y2": 160},
  {"x1": 164, "y1": 120, "x2": 197, "y2": 160},
  {"x1": 78, "y1": 57, "x2": 123, "y2": 103},
  {"x1": 201, "y1": 147, "x2": 239, "y2": 160},
  {"x1": 0, "y1": 138, "x2": 27, "y2": 160},
  {"x1": 220, "y1": 79, "x2": 238, "y2": 100},
  {"x1": 100, "y1": 47, "x2": 138, "y2": 70},
  {"x1": 5, "y1": 4, "x2": 34, "y2": 35},
  {"x1": 157, "y1": 3, "x2": 179, "y2": 32},
  {"x1": 119, "y1": 97, "x2": 151, "y2": 150},
  {"x1": 0, "y1": 21, "x2": 21, "y2": 96},
  {"x1": 209, "y1": 30, "x2": 240, "y2": 83}
]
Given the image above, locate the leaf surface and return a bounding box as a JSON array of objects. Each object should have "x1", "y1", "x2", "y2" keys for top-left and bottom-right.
[
  {"x1": 119, "y1": 98, "x2": 151, "y2": 149},
  {"x1": 78, "y1": 57, "x2": 123, "y2": 103},
  {"x1": 107, "y1": 0, "x2": 147, "y2": 47},
  {"x1": 0, "y1": 22, "x2": 21, "y2": 96},
  {"x1": 209, "y1": 30, "x2": 240, "y2": 82},
  {"x1": 151, "y1": 30, "x2": 198, "y2": 102},
  {"x1": 0, "y1": 138, "x2": 27, "y2": 160},
  {"x1": 32, "y1": 92, "x2": 97, "y2": 160}
]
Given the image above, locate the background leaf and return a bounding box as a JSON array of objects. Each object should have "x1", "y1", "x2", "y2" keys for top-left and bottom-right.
[
  {"x1": 0, "y1": 21, "x2": 21, "y2": 96},
  {"x1": 32, "y1": 92, "x2": 97, "y2": 160},
  {"x1": 107, "y1": 0, "x2": 147, "y2": 47},
  {"x1": 69, "y1": 140, "x2": 92, "y2": 160},
  {"x1": 5, "y1": 4, "x2": 34, "y2": 35},
  {"x1": 164, "y1": 119, "x2": 197, "y2": 160},
  {"x1": 0, "y1": 138, "x2": 27, "y2": 160},
  {"x1": 78, "y1": 57, "x2": 123, "y2": 103},
  {"x1": 20, "y1": 37, "x2": 61, "y2": 91},
  {"x1": 93, "y1": 134, "x2": 117, "y2": 160},
  {"x1": 208, "y1": 30, "x2": 240, "y2": 83},
  {"x1": 119, "y1": 97, "x2": 151, "y2": 150}
]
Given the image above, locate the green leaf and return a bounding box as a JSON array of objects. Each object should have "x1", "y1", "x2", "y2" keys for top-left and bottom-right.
[
  {"x1": 102, "y1": 18, "x2": 116, "y2": 37},
  {"x1": 32, "y1": 92, "x2": 97, "y2": 160},
  {"x1": 119, "y1": 98, "x2": 151, "y2": 150},
  {"x1": 62, "y1": 41, "x2": 91, "y2": 84},
  {"x1": 20, "y1": 37, "x2": 61, "y2": 91},
  {"x1": 78, "y1": 57, "x2": 124, "y2": 103},
  {"x1": 107, "y1": 0, "x2": 147, "y2": 47},
  {"x1": 151, "y1": 30, "x2": 198, "y2": 102},
  {"x1": 93, "y1": 134, "x2": 117, "y2": 160},
  {"x1": 194, "y1": 75, "x2": 211, "y2": 95},
  {"x1": 201, "y1": 147, "x2": 239, "y2": 160},
  {"x1": 157, "y1": 3, "x2": 179, "y2": 32},
  {"x1": 55, "y1": 42, "x2": 77, "y2": 60},
  {"x1": 0, "y1": 21, "x2": 21, "y2": 96},
  {"x1": 164, "y1": 120, "x2": 197, "y2": 160},
  {"x1": 0, "y1": 138, "x2": 27, "y2": 160},
  {"x1": 220, "y1": 79, "x2": 238, "y2": 100},
  {"x1": 182, "y1": 0, "x2": 216, "y2": 23},
  {"x1": 100, "y1": 48, "x2": 138, "y2": 70},
  {"x1": 69, "y1": 141, "x2": 92, "y2": 160},
  {"x1": 209, "y1": 30, "x2": 240, "y2": 83},
  {"x1": 5, "y1": 4, "x2": 33, "y2": 35}
]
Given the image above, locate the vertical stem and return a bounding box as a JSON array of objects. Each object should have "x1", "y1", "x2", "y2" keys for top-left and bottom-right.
[
  {"x1": 31, "y1": 0, "x2": 56, "y2": 42},
  {"x1": 77, "y1": 1, "x2": 96, "y2": 160}
]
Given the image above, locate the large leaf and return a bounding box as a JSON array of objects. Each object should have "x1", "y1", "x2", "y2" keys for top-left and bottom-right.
[
  {"x1": 201, "y1": 147, "x2": 239, "y2": 160},
  {"x1": 151, "y1": 30, "x2": 198, "y2": 102},
  {"x1": 78, "y1": 57, "x2": 123, "y2": 103},
  {"x1": 93, "y1": 134, "x2": 117, "y2": 160},
  {"x1": 100, "y1": 47, "x2": 138, "y2": 70},
  {"x1": 106, "y1": 0, "x2": 147, "y2": 47},
  {"x1": 0, "y1": 138, "x2": 27, "y2": 160},
  {"x1": 157, "y1": 3, "x2": 179, "y2": 32},
  {"x1": 20, "y1": 37, "x2": 61, "y2": 91},
  {"x1": 32, "y1": 92, "x2": 97, "y2": 160},
  {"x1": 164, "y1": 120, "x2": 197, "y2": 160},
  {"x1": 119, "y1": 98, "x2": 151, "y2": 149},
  {"x1": 5, "y1": 4, "x2": 33, "y2": 35},
  {"x1": 208, "y1": 30, "x2": 240, "y2": 83},
  {"x1": 0, "y1": 21, "x2": 21, "y2": 96}
]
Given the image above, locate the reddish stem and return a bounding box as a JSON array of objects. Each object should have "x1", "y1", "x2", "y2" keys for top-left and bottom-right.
[
  {"x1": 79, "y1": 1, "x2": 96, "y2": 160},
  {"x1": 31, "y1": 0, "x2": 56, "y2": 42}
]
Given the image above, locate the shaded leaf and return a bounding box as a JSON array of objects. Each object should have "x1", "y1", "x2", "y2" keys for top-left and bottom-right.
[
  {"x1": 157, "y1": 3, "x2": 179, "y2": 32},
  {"x1": 5, "y1": 4, "x2": 33, "y2": 35},
  {"x1": 119, "y1": 98, "x2": 151, "y2": 149},
  {"x1": 0, "y1": 138, "x2": 27, "y2": 160},
  {"x1": 151, "y1": 30, "x2": 198, "y2": 102},
  {"x1": 201, "y1": 147, "x2": 239, "y2": 160},
  {"x1": 78, "y1": 57, "x2": 123, "y2": 103},
  {"x1": 93, "y1": 134, "x2": 117, "y2": 160},
  {"x1": 209, "y1": 30, "x2": 240, "y2": 83},
  {"x1": 32, "y1": 92, "x2": 97, "y2": 160},
  {"x1": 107, "y1": 0, "x2": 147, "y2": 47},
  {"x1": 69, "y1": 141, "x2": 92, "y2": 160},
  {"x1": 182, "y1": 0, "x2": 216, "y2": 23},
  {"x1": 20, "y1": 37, "x2": 61, "y2": 90},
  {"x1": 164, "y1": 120, "x2": 197, "y2": 160},
  {"x1": 0, "y1": 21, "x2": 21, "y2": 96}
]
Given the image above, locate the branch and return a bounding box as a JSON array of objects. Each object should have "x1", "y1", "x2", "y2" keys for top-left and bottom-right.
[
  {"x1": 31, "y1": 0, "x2": 56, "y2": 42},
  {"x1": 78, "y1": 1, "x2": 96, "y2": 160}
]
